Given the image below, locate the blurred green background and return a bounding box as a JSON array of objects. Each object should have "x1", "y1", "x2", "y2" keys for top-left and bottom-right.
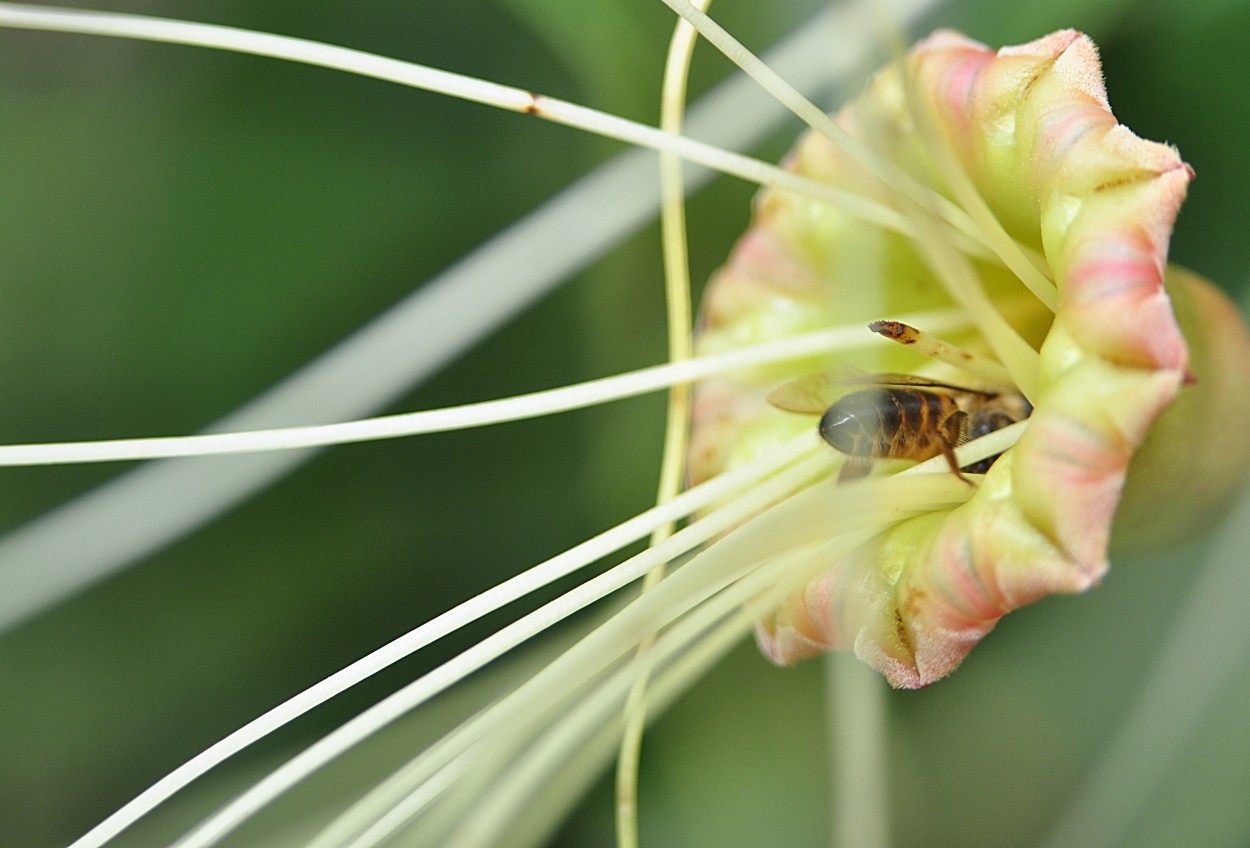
[{"x1": 1, "y1": 1, "x2": 1249, "y2": 846}]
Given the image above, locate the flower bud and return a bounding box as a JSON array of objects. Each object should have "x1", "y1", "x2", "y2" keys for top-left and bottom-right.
[{"x1": 1112, "y1": 267, "x2": 1250, "y2": 553}]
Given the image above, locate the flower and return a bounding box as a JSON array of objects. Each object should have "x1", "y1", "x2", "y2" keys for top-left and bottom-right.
[{"x1": 690, "y1": 30, "x2": 1250, "y2": 688}]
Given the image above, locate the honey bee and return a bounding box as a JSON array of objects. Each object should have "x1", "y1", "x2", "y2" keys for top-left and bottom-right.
[{"x1": 767, "y1": 372, "x2": 1033, "y2": 483}]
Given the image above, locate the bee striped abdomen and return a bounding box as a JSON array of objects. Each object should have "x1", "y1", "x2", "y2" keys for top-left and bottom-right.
[{"x1": 819, "y1": 388, "x2": 953, "y2": 461}]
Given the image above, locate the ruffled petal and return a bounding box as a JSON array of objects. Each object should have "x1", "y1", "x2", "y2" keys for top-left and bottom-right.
[{"x1": 695, "y1": 30, "x2": 1200, "y2": 687}]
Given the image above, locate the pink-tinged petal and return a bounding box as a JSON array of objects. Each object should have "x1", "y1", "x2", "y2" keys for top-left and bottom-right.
[
  {"x1": 699, "y1": 29, "x2": 1249, "y2": 688},
  {"x1": 1049, "y1": 171, "x2": 1192, "y2": 368}
]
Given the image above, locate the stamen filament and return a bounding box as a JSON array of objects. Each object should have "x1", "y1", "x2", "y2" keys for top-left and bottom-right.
[
  {"x1": 64, "y1": 437, "x2": 815, "y2": 848},
  {"x1": 933, "y1": 154, "x2": 1059, "y2": 312},
  {"x1": 654, "y1": 0, "x2": 1026, "y2": 265},
  {"x1": 446, "y1": 471, "x2": 975, "y2": 840},
  {"x1": 314, "y1": 475, "x2": 973, "y2": 846},
  {"x1": 141, "y1": 449, "x2": 835, "y2": 848},
  {"x1": 0, "y1": 0, "x2": 882, "y2": 639},
  {"x1": 0, "y1": 305, "x2": 987, "y2": 467},
  {"x1": 898, "y1": 70, "x2": 1059, "y2": 311},
  {"x1": 0, "y1": 3, "x2": 918, "y2": 243},
  {"x1": 331, "y1": 551, "x2": 806, "y2": 848},
  {"x1": 532, "y1": 97, "x2": 922, "y2": 237},
  {"x1": 905, "y1": 200, "x2": 1042, "y2": 400},
  {"x1": 446, "y1": 542, "x2": 840, "y2": 848},
  {"x1": 869, "y1": 320, "x2": 1016, "y2": 386},
  {"x1": 616, "y1": 2, "x2": 707, "y2": 844}
]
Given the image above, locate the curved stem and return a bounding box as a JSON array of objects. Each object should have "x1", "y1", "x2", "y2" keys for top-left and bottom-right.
[{"x1": 615, "y1": 3, "x2": 707, "y2": 844}]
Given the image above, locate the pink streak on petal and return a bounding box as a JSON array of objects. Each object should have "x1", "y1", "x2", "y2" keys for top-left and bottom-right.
[
  {"x1": 1064, "y1": 228, "x2": 1188, "y2": 369},
  {"x1": 1022, "y1": 414, "x2": 1128, "y2": 570},
  {"x1": 938, "y1": 49, "x2": 995, "y2": 129}
]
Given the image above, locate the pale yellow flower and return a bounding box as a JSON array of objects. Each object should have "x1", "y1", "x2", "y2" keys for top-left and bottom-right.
[{"x1": 691, "y1": 30, "x2": 1250, "y2": 687}]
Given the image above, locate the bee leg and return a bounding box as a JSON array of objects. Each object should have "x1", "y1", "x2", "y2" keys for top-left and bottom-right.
[
  {"x1": 837, "y1": 457, "x2": 873, "y2": 483},
  {"x1": 937, "y1": 410, "x2": 974, "y2": 486}
]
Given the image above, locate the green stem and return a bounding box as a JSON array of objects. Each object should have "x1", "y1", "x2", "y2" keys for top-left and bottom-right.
[{"x1": 827, "y1": 652, "x2": 891, "y2": 848}]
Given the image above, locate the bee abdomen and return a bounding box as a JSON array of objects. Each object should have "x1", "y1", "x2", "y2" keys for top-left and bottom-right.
[
  {"x1": 819, "y1": 389, "x2": 889, "y2": 456},
  {"x1": 819, "y1": 388, "x2": 940, "y2": 460}
]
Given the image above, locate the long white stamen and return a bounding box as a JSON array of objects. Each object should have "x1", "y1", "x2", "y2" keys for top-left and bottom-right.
[
  {"x1": 531, "y1": 97, "x2": 918, "y2": 235},
  {"x1": 897, "y1": 68, "x2": 1059, "y2": 311},
  {"x1": 389, "y1": 476, "x2": 968, "y2": 811},
  {"x1": 0, "y1": 3, "x2": 914, "y2": 239},
  {"x1": 0, "y1": 304, "x2": 986, "y2": 467},
  {"x1": 654, "y1": 0, "x2": 1061, "y2": 401},
  {"x1": 328, "y1": 553, "x2": 800, "y2": 848},
  {"x1": 654, "y1": 0, "x2": 1028, "y2": 267},
  {"x1": 448, "y1": 543, "x2": 840, "y2": 847},
  {"x1": 436, "y1": 475, "x2": 976, "y2": 843},
  {"x1": 128, "y1": 450, "x2": 834, "y2": 848},
  {"x1": 908, "y1": 205, "x2": 1041, "y2": 399},
  {"x1": 71, "y1": 425, "x2": 995, "y2": 848},
  {"x1": 653, "y1": 0, "x2": 1042, "y2": 400},
  {"x1": 310, "y1": 475, "x2": 973, "y2": 846},
  {"x1": 64, "y1": 436, "x2": 815, "y2": 848},
  {"x1": 0, "y1": 1, "x2": 869, "y2": 636}
]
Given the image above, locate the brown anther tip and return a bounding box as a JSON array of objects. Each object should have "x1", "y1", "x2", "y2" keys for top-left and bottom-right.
[
  {"x1": 869, "y1": 319, "x2": 913, "y2": 342},
  {"x1": 1183, "y1": 369, "x2": 1199, "y2": 385}
]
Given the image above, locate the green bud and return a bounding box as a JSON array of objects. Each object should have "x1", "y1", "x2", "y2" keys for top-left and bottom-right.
[{"x1": 1113, "y1": 267, "x2": 1250, "y2": 553}]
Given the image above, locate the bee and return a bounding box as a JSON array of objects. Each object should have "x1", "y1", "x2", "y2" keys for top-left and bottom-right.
[{"x1": 767, "y1": 372, "x2": 1033, "y2": 483}]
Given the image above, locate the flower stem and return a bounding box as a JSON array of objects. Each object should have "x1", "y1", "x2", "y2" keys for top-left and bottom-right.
[
  {"x1": 827, "y1": 653, "x2": 891, "y2": 848},
  {"x1": 615, "y1": 2, "x2": 707, "y2": 845}
]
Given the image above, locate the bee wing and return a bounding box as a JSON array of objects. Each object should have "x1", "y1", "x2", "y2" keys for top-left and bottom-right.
[
  {"x1": 766, "y1": 372, "x2": 842, "y2": 414},
  {"x1": 769, "y1": 370, "x2": 999, "y2": 414},
  {"x1": 854, "y1": 372, "x2": 999, "y2": 397}
]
